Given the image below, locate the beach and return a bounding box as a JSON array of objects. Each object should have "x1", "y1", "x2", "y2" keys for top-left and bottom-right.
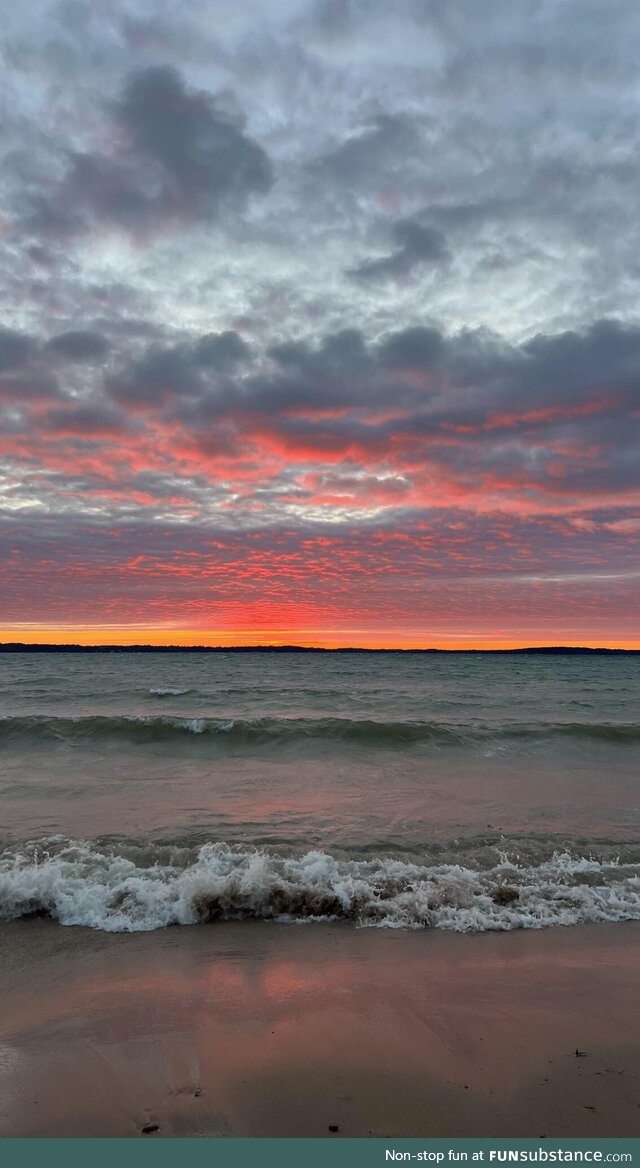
[
  {"x1": 1, "y1": 649, "x2": 639, "y2": 1138},
  {"x1": 1, "y1": 918, "x2": 639, "y2": 1138}
]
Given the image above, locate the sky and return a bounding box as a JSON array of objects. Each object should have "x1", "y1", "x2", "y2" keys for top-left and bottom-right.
[{"x1": 1, "y1": 0, "x2": 639, "y2": 648}]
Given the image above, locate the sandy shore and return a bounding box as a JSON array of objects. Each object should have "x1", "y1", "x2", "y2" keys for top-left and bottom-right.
[{"x1": 0, "y1": 919, "x2": 638, "y2": 1138}]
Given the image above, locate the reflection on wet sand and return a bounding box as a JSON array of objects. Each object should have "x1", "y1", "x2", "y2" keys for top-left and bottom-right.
[{"x1": 0, "y1": 919, "x2": 639, "y2": 1137}]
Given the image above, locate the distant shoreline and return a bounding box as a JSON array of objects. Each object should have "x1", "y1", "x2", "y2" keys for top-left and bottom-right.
[{"x1": 0, "y1": 643, "x2": 637, "y2": 654}]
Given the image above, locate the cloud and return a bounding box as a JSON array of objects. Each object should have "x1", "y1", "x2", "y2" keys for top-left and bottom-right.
[
  {"x1": 349, "y1": 219, "x2": 449, "y2": 281},
  {"x1": 2, "y1": 0, "x2": 640, "y2": 640},
  {"x1": 75, "y1": 313, "x2": 638, "y2": 522},
  {"x1": 193, "y1": 331, "x2": 252, "y2": 370},
  {"x1": 0, "y1": 368, "x2": 61, "y2": 404},
  {"x1": 376, "y1": 325, "x2": 447, "y2": 370},
  {"x1": 107, "y1": 345, "x2": 205, "y2": 408},
  {"x1": 520, "y1": 319, "x2": 640, "y2": 397},
  {"x1": 106, "y1": 329, "x2": 252, "y2": 408},
  {"x1": 41, "y1": 401, "x2": 133, "y2": 438},
  {"x1": 46, "y1": 331, "x2": 110, "y2": 361},
  {"x1": 0, "y1": 327, "x2": 36, "y2": 372},
  {"x1": 114, "y1": 65, "x2": 273, "y2": 214},
  {"x1": 317, "y1": 112, "x2": 423, "y2": 187},
  {"x1": 2, "y1": 509, "x2": 638, "y2": 638},
  {"x1": 25, "y1": 66, "x2": 273, "y2": 240}
]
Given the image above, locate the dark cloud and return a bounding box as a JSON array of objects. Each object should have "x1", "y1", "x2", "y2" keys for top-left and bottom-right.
[
  {"x1": 104, "y1": 315, "x2": 632, "y2": 524},
  {"x1": 107, "y1": 345, "x2": 204, "y2": 408},
  {"x1": 107, "y1": 329, "x2": 254, "y2": 408},
  {"x1": 0, "y1": 330, "x2": 62, "y2": 409},
  {"x1": 317, "y1": 113, "x2": 423, "y2": 186},
  {"x1": 205, "y1": 328, "x2": 376, "y2": 417},
  {"x1": 193, "y1": 331, "x2": 251, "y2": 369},
  {"x1": 157, "y1": 314, "x2": 640, "y2": 509},
  {"x1": 311, "y1": 0, "x2": 355, "y2": 40},
  {"x1": 270, "y1": 328, "x2": 370, "y2": 377},
  {"x1": 25, "y1": 66, "x2": 273, "y2": 239},
  {"x1": 520, "y1": 319, "x2": 640, "y2": 397},
  {"x1": 350, "y1": 220, "x2": 449, "y2": 281},
  {"x1": 0, "y1": 369, "x2": 61, "y2": 404},
  {"x1": 47, "y1": 330, "x2": 110, "y2": 361},
  {"x1": 0, "y1": 327, "x2": 36, "y2": 372},
  {"x1": 115, "y1": 66, "x2": 273, "y2": 212},
  {"x1": 103, "y1": 317, "x2": 640, "y2": 441},
  {"x1": 377, "y1": 325, "x2": 447, "y2": 370},
  {"x1": 27, "y1": 245, "x2": 57, "y2": 267},
  {"x1": 41, "y1": 401, "x2": 132, "y2": 437}
]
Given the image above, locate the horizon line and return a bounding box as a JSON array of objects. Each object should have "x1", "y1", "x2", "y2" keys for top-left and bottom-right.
[{"x1": 1, "y1": 642, "x2": 638, "y2": 654}]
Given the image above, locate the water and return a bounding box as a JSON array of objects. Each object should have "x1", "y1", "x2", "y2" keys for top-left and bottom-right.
[{"x1": 1, "y1": 651, "x2": 639, "y2": 933}]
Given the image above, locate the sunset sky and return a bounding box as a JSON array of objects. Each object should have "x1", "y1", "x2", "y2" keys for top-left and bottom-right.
[{"x1": 1, "y1": 0, "x2": 639, "y2": 648}]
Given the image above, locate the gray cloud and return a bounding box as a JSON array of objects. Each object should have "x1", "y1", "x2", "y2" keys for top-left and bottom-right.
[
  {"x1": 349, "y1": 220, "x2": 449, "y2": 281},
  {"x1": 106, "y1": 329, "x2": 252, "y2": 408},
  {"x1": 377, "y1": 325, "x2": 447, "y2": 370},
  {"x1": 193, "y1": 331, "x2": 252, "y2": 370},
  {"x1": 23, "y1": 65, "x2": 273, "y2": 240},
  {"x1": 107, "y1": 345, "x2": 205, "y2": 408},
  {"x1": 47, "y1": 330, "x2": 111, "y2": 361},
  {"x1": 0, "y1": 327, "x2": 36, "y2": 372},
  {"x1": 0, "y1": 368, "x2": 61, "y2": 404},
  {"x1": 317, "y1": 112, "x2": 424, "y2": 187},
  {"x1": 41, "y1": 401, "x2": 133, "y2": 437},
  {"x1": 114, "y1": 66, "x2": 273, "y2": 214}
]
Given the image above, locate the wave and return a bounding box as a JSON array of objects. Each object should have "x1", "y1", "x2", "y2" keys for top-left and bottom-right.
[
  {"x1": 1, "y1": 713, "x2": 640, "y2": 748},
  {"x1": 0, "y1": 838, "x2": 639, "y2": 934},
  {"x1": 147, "y1": 687, "x2": 191, "y2": 697}
]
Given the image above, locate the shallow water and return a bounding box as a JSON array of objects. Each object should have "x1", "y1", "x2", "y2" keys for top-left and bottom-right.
[{"x1": 0, "y1": 651, "x2": 639, "y2": 932}]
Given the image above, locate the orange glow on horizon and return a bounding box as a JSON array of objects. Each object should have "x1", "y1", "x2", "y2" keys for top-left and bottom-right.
[{"x1": 1, "y1": 626, "x2": 638, "y2": 650}]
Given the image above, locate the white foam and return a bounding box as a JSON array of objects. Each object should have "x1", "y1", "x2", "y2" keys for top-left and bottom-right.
[
  {"x1": 1, "y1": 841, "x2": 639, "y2": 934},
  {"x1": 124, "y1": 715, "x2": 206, "y2": 733},
  {"x1": 148, "y1": 687, "x2": 190, "y2": 697}
]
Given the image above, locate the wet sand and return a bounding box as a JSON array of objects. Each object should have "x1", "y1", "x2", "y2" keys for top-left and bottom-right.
[{"x1": 0, "y1": 919, "x2": 638, "y2": 1138}]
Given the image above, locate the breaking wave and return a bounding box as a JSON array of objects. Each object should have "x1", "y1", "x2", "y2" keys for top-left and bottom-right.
[
  {"x1": 1, "y1": 838, "x2": 639, "y2": 934},
  {"x1": 1, "y1": 714, "x2": 640, "y2": 749}
]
